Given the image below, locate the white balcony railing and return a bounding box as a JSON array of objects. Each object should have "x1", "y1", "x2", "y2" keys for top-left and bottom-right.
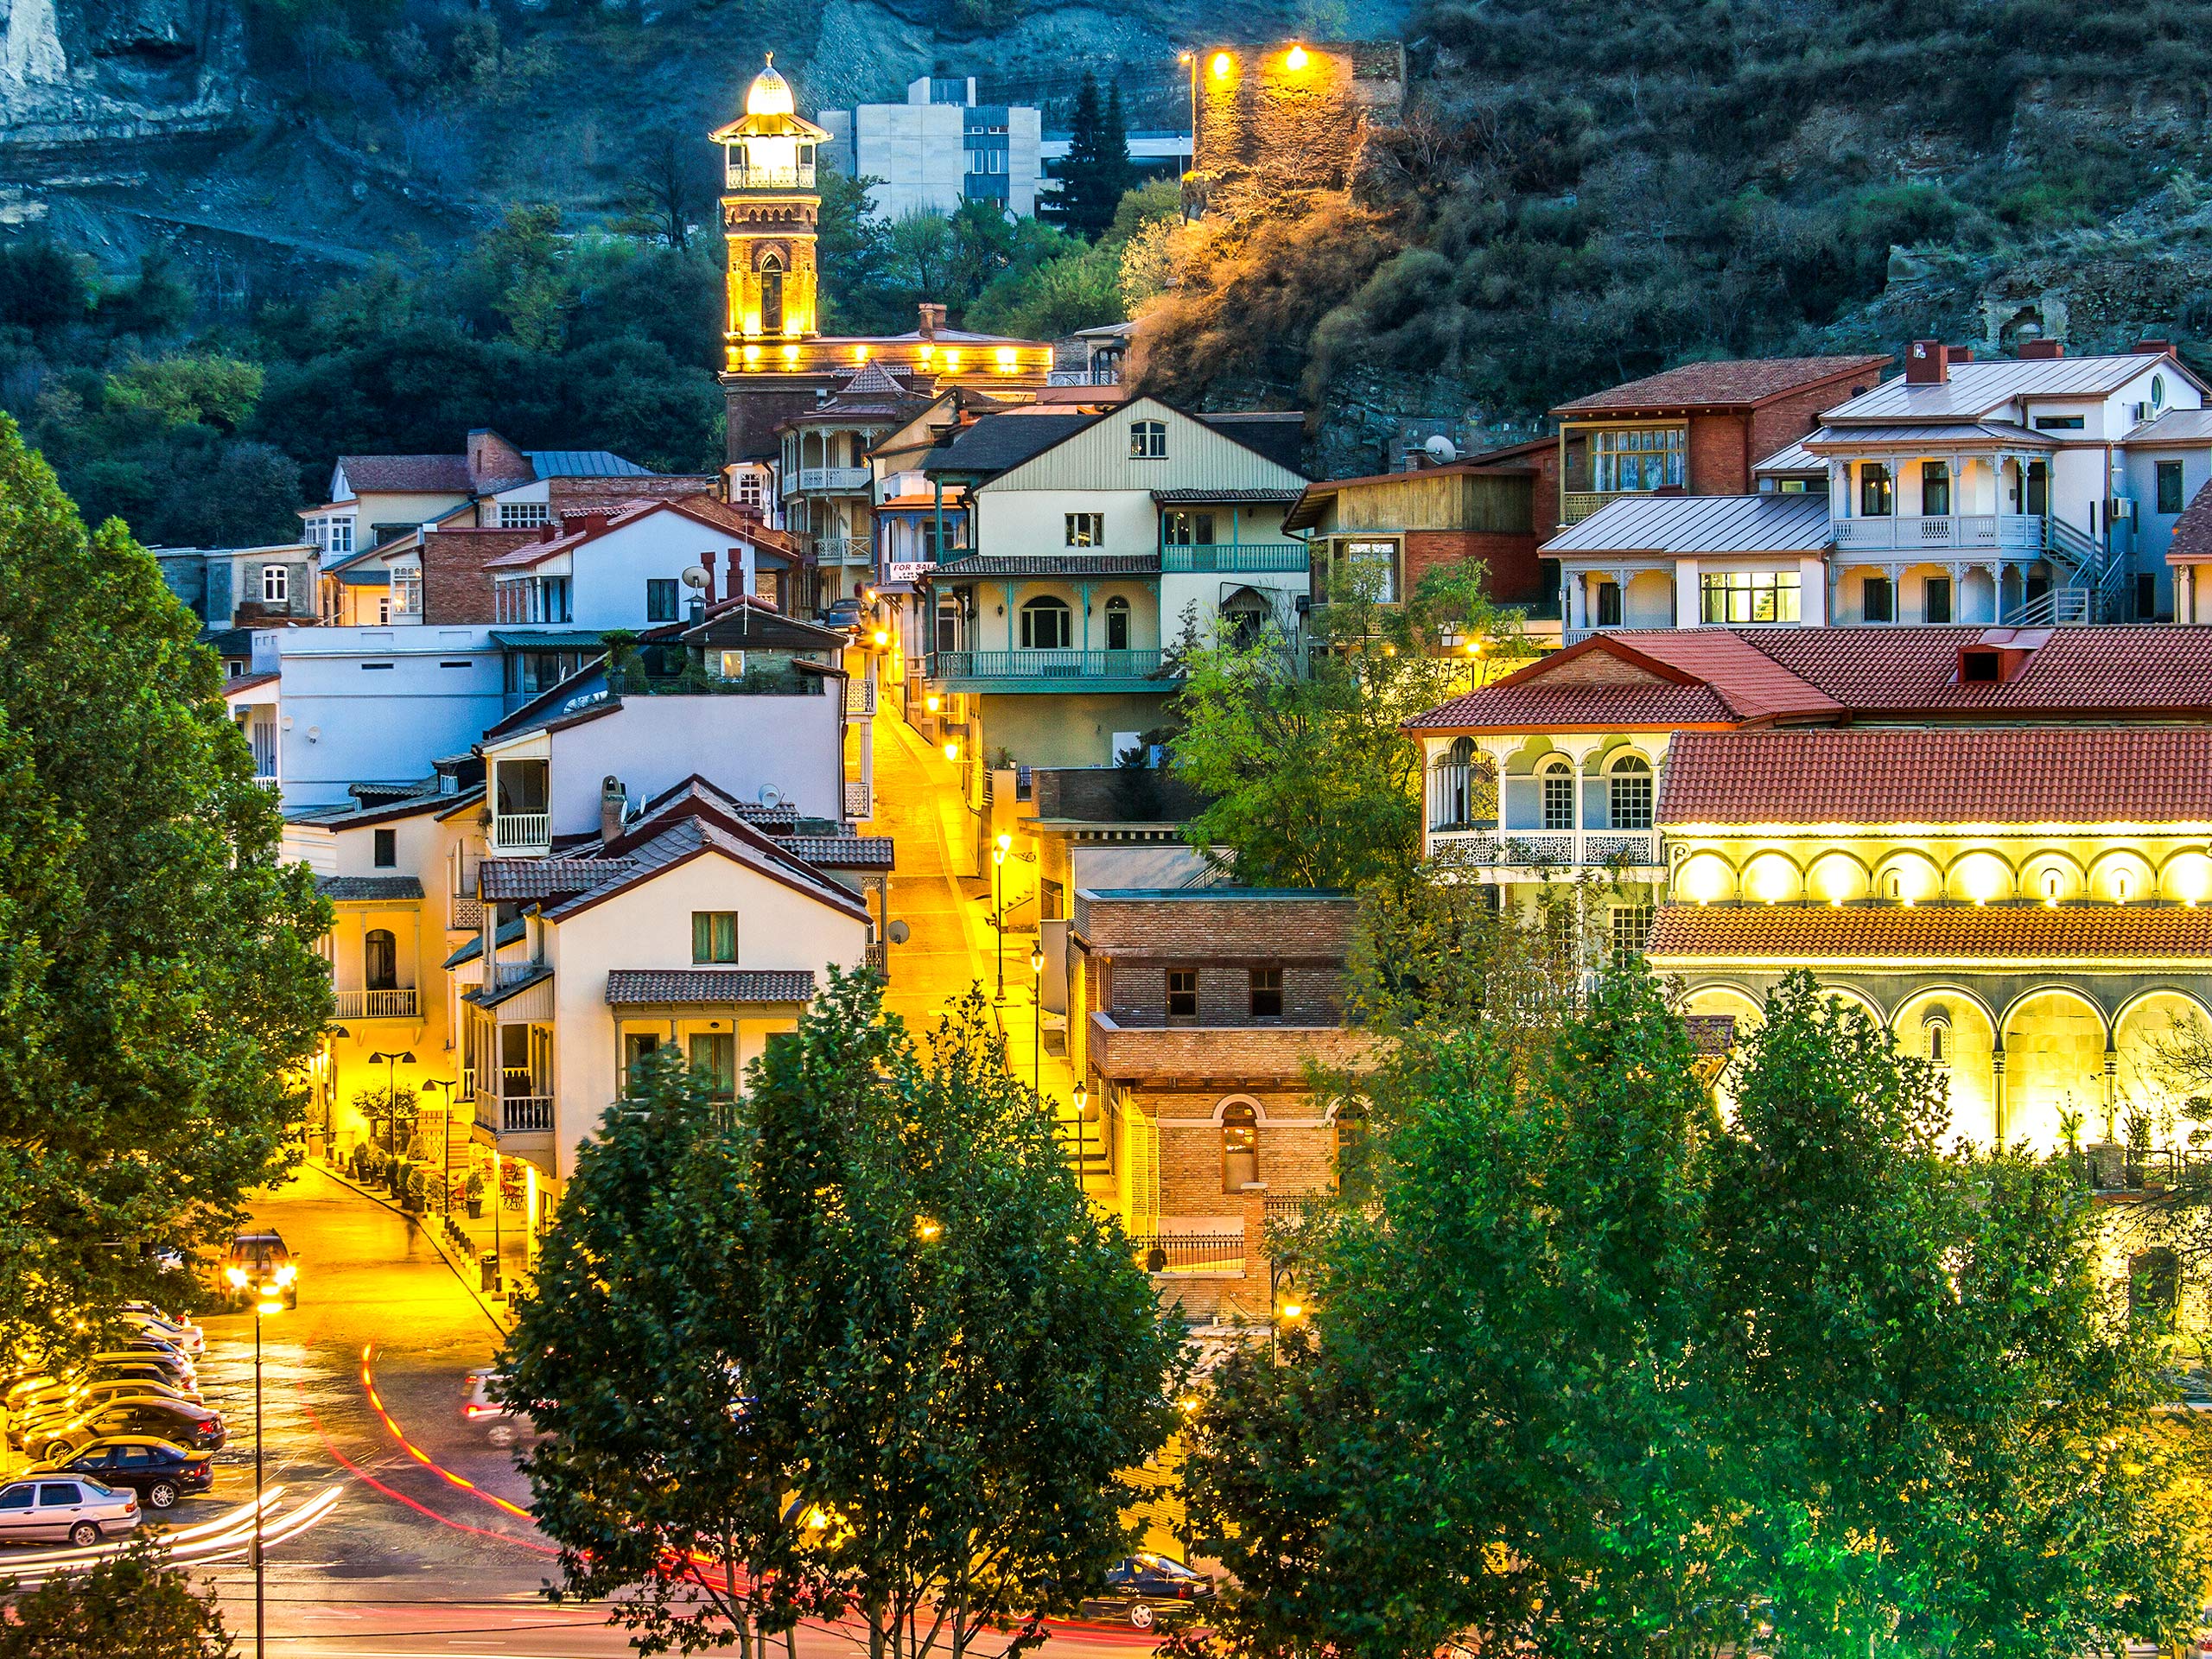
[
  {"x1": 1046, "y1": 367, "x2": 1120, "y2": 387},
  {"x1": 726, "y1": 162, "x2": 816, "y2": 190},
  {"x1": 332, "y1": 988, "x2": 419, "y2": 1020},
  {"x1": 812, "y1": 537, "x2": 869, "y2": 565},
  {"x1": 1429, "y1": 828, "x2": 1662, "y2": 868},
  {"x1": 493, "y1": 813, "x2": 550, "y2": 851},
  {"x1": 1832, "y1": 513, "x2": 2043, "y2": 551},
  {"x1": 844, "y1": 677, "x2": 877, "y2": 717},
  {"x1": 499, "y1": 1096, "x2": 554, "y2": 1133},
  {"x1": 844, "y1": 779, "x2": 873, "y2": 820},
  {"x1": 797, "y1": 467, "x2": 871, "y2": 493}
]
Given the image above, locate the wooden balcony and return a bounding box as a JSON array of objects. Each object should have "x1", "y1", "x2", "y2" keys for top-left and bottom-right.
[
  {"x1": 332, "y1": 988, "x2": 418, "y2": 1020},
  {"x1": 499, "y1": 1096, "x2": 554, "y2": 1134},
  {"x1": 1160, "y1": 543, "x2": 1308, "y2": 574},
  {"x1": 1087, "y1": 1011, "x2": 1374, "y2": 1081},
  {"x1": 929, "y1": 649, "x2": 1171, "y2": 693}
]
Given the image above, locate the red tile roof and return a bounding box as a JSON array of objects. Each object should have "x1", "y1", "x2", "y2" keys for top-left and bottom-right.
[
  {"x1": 1408, "y1": 632, "x2": 1839, "y2": 731},
  {"x1": 1661, "y1": 728, "x2": 2212, "y2": 825},
  {"x1": 1750, "y1": 626, "x2": 2212, "y2": 717},
  {"x1": 1550, "y1": 355, "x2": 1892, "y2": 416},
  {"x1": 1648, "y1": 903, "x2": 2212, "y2": 961},
  {"x1": 340, "y1": 454, "x2": 474, "y2": 494}
]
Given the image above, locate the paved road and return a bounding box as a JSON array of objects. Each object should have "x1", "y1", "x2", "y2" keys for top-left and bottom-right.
[{"x1": 163, "y1": 1165, "x2": 1166, "y2": 1656}]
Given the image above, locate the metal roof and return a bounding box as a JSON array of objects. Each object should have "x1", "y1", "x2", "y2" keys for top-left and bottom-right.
[
  {"x1": 489, "y1": 630, "x2": 607, "y2": 650},
  {"x1": 1541, "y1": 493, "x2": 1831, "y2": 556},
  {"x1": 524, "y1": 450, "x2": 652, "y2": 478},
  {"x1": 1802, "y1": 421, "x2": 2052, "y2": 449},
  {"x1": 1753, "y1": 439, "x2": 1821, "y2": 473},
  {"x1": 1820, "y1": 353, "x2": 2177, "y2": 422},
  {"x1": 2126, "y1": 408, "x2": 2212, "y2": 443}
]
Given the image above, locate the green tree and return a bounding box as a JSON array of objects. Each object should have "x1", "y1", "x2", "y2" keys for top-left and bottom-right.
[
  {"x1": 0, "y1": 417, "x2": 331, "y2": 1359},
  {"x1": 1045, "y1": 73, "x2": 1134, "y2": 241},
  {"x1": 105, "y1": 354, "x2": 265, "y2": 432},
  {"x1": 0, "y1": 1538, "x2": 234, "y2": 1657},
  {"x1": 1168, "y1": 558, "x2": 1527, "y2": 887},
  {"x1": 505, "y1": 973, "x2": 1187, "y2": 1658}
]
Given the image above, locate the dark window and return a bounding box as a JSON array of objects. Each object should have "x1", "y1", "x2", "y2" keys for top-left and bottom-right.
[
  {"x1": 1924, "y1": 575, "x2": 1952, "y2": 624},
  {"x1": 2025, "y1": 462, "x2": 2049, "y2": 516},
  {"x1": 1166, "y1": 969, "x2": 1198, "y2": 1022},
  {"x1": 1163, "y1": 512, "x2": 1214, "y2": 545},
  {"x1": 692, "y1": 912, "x2": 739, "y2": 963},
  {"x1": 1249, "y1": 968, "x2": 1283, "y2": 1019},
  {"x1": 364, "y1": 929, "x2": 398, "y2": 992},
  {"x1": 1594, "y1": 581, "x2": 1622, "y2": 626},
  {"x1": 1859, "y1": 464, "x2": 1893, "y2": 517},
  {"x1": 688, "y1": 1032, "x2": 736, "y2": 1100},
  {"x1": 1920, "y1": 461, "x2": 1949, "y2": 517},
  {"x1": 1610, "y1": 905, "x2": 1653, "y2": 964},
  {"x1": 1105, "y1": 596, "x2": 1130, "y2": 652},
  {"x1": 0, "y1": 1487, "x2": 32, "y2": 1511},
  {"x1": 760, "y1": 255, "x2": 785, "y2": 335},
  {"x1": 1961, "y1": 651, "x2": 2000, "y2": 683},
  {"x1": 37, "y1": 1484, "x2": 79, "y2": 1507},
  {"x1": 646, "y1": 579, "x2": 680, "y2": 621},
  {"x1": 1020, "y1": 596, "x2": 1071, "y2": 649},
  {"x1": 2158, "y1": 461, "x2": 2187, "y2": 515},
  {"x1": 1863, "y1": 575, "x2": 1895, "y2": 623},
  {"x1": 2032, "y1": 414, "x2": 2085, "y2": 431},
  {"x1": 2139, "y1": 572, "x2": 2159, "y2": 620},
  {"x1": 373, "y1": 828, "x2": 397, "y2": 868}
]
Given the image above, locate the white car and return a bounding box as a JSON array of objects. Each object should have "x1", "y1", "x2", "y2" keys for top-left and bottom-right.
[
  {"x1": 0, "y1": 1476, "x2": 140, "y2": 1548},
  {"x1": 122, "y1": 1306, "x2": 204, "y2": 1357}
]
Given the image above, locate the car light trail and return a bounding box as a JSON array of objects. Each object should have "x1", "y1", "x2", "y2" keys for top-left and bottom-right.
[{"x1": 359, "y1": 1342, "x2": 538, "y2": 1525}]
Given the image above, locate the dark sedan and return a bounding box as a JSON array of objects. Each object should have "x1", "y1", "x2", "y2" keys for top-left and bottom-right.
[
  {"x1": 29, "y1": 1396, "x2": 226, "y2": 1464},
  {"x1": 42, "y1": 1437, "x2": 213, "y2": 1513},
  {"x1": 1079, "y1": 1554, "x2": 1215, "y2": 1630}
]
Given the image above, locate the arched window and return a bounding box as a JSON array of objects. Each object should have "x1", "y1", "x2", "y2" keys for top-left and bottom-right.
[
  {"x1": 364, "y1": 929, "x2": 398, "y2": 993},
  {"x1": 1540, "y1": 757, "x2": 1574, "y2": 831},
  {"x1": 1885, "y1": 870, "x2": 1902, "y2": 901},
  {"x1": 1104, "y1": 594, "x2": 1131, "y2": 652},
  {"x1": 1432, "y1": 737, "x2": 1476, "y2": 830},
  {"x1": 1129, "y1": 420, "x2": 1166, "y2": 460},
  {"x1": 1020, "y1": 594, "x2": 1071, "y2": 650},
  {"x1": 1606, "y1": 753, "x2": 1652, "y2": 830},
  {"x1": 759, "y1": 251, "x2": 785, "y2": 335},
  {"x1": 2116, "y1": 868, "x2": 2134, "y2": 903},
  {"x1": 1333, "y1": 1101, "x2": 1371, "y2": 1203},
  {"x1": 1222, "y1": 1101, "x2": 1259, "y2": 1193},
  {"x1": 1221, "y1": 588, "x2": 1268, "y2": 649},
  {"x1": 1922, "y1": 1005, "x2": 1952, "y2": 1067}
]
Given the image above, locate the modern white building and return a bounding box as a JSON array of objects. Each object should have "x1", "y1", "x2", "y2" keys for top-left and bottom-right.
[{"x1": 821, "y1": 77, "x2": 1043, "y2": 219}]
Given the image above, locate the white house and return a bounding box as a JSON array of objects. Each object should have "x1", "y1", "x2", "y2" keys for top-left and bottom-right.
[{"x1": 480, "y1": 497, "x2": 798, "y2": 631}]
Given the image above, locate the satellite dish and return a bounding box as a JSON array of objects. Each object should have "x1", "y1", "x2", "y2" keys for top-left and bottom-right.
[
  {"x1": 758, "y1": 785, "x2": 785, "y2": 808},
  {"x1": 1423, "y1": 434, "x2": 1459, "y2": 464},
  {"x1": 887, "y1": 920, "x2": 911, "y2": 944},
  {"x1": 680, "y1": 565, "x2": 711, "y2": 590}
]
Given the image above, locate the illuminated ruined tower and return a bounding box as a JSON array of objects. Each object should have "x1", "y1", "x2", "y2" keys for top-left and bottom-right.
[{"x1": 712, "y1": 54, "x2": 829, "y2": 365}]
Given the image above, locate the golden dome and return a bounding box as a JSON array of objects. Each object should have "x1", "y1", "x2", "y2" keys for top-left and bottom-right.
[{"x1": 745, "y1": 54, "x2": 794, "y2": 118}]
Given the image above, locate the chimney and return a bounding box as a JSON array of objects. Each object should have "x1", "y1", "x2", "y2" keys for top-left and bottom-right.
[
  {"x1": 918, "y1": 302, "x2": 945, "y2": 340},
  {"x1": 2018, "y1": 340, "x2": 2063, "y2": 359},
  {"x1": 600, "y1": 776, "x2": 626, "y2": 845},
  {"x1": 1904, "y1": 340, "x2": 1948, "y2": 385},
  {"x1": 538, "y1": 520, "x2": 560, "y2": 543},
  {"x1": 467, "y1": 429, "x2": 531, "y2": 489},
  {"x1": 2136, "y1": 338, "x2": 2177, "y2": 358}
]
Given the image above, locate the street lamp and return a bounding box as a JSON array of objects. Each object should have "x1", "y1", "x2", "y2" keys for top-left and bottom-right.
[
  {"x1": 992, "y1": 832, "x2": 1011, "y2": 1002},
  {"x1": 251, "y1": 1293, "x2": 285, "y2": 1659},
  {"x1": 944, "y1": 740, "x2": 959, "y2": 764},
  {"x1": 420, "y1": 1078, "x2": 457, "y2": 1213},
  {"x1": 367, "y1": 1050, "x2": 415, "y2": 1154},
  {"x1": 1073, "y1": 1078, "x2": 1088, "y2": 1119},
  {"x1": 1029, "y1": 943, "x2": 1045, "y2": 1090}
]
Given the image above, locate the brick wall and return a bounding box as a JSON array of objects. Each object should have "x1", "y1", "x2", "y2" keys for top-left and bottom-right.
[
  {"x1": 1750, "y1": 378, "x2": 1872, "y2": 468},
  {"x1": 1404, "y1": 529, "x2": 1542, "y2": 603},
  {"x1": 1686, "y1": 413, "x2": 1755, "y2": 495},
  {"x1": 1106, "y1": 961, "x2": 1344, "y2": 1026},
  {"x1": 1076, "y1": 893, "x2": 1357, "y2": 957},
  {"x1": 1144, "y1": 1085, "x2": 1337, "y2": 1216},
  {"x1": 1090, "y1": 1014, "x2": 1374, "y2": 1081},
  {"x1": 422, "y1": 529, "x2": 542, "y2": 624}
]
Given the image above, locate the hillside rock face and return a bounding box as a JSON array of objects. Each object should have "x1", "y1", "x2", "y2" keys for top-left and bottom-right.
[{"x1": 0, "y1": 0, "x2": 248, "y2": 147}]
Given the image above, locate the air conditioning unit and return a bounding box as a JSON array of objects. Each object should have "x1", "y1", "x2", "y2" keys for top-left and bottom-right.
[{"x1": 2128, "y1": 402, "x2": 2152, "y2": 424}]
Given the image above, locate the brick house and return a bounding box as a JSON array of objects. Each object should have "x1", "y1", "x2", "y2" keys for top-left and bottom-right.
[{"x1": 1070, "y1": 887, "x2": 1374, "y2": 1324}]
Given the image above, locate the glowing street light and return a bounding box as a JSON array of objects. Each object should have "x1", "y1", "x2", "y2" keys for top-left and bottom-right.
[
  {"x1": 1285, "y1": 42, "x2": 1308, "y2": 69},
  {"x1": 992, "y1": 832, "x2": 1012, "y2": 1002},
  {"x1": 925, "y1": 692, "x2": 941, "y2": 714},
  {"x1": 1211, "y1": 51, "x2": 1232, "y2": 79},
  {"x1": 944, "y1": 741, "x2": 959, "y2": 764},
  {"x1": 1029, "y1": 943, "x2": 1046, "y2": 1090}
]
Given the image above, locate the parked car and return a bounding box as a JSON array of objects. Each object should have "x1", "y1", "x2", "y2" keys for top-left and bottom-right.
[
  {"x1": 29, "y1": 1397, "x2": 226, "y2": 1464},
  {"x1": 40, "y1": 1438, "x2": 213, "y2": 1513},
  {"x1": 221, "y1": 1230, "x2": 299, "y2": 1310},
  {"x1": 1079, "y1": 1554, "x2": 1216, "y2": 1630},
  {"x1": 14, "y1": 1378, "x2": 204, "y2": 1440},
  {"x1": 461, "y1": 1370, "x2": 536, "y2": 1447},
  {"x1": 820, "y1": 596, "x2": 867, "y2": 631},
  {"x1": 121, "y1": 1306, "x2": 205, "y2": 1356},
  {"x1": 86, "y1": 1351, "x2": 195, "y2": 1389},
  {"x1": 0, "y1": 1476, "x2": 140, "y2": 1548}
]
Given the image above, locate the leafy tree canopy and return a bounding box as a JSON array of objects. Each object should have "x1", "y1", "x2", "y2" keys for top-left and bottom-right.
[{"x1": 0, "y1": 1540, "x2": 234, "y2": 1657}]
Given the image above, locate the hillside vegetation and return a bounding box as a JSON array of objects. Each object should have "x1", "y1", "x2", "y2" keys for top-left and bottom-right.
[{"x1": 1135, "y1": 0, "x2": 2212, "y2": 467}]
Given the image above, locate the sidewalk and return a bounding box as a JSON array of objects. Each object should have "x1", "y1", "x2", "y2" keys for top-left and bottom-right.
[{"x1": 313, "y1": 1158, "x2": 519, "y2": 1335}]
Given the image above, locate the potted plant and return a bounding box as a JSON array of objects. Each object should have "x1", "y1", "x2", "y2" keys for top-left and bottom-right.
[{"x1": 464, "y1": 1172, "x2": 486, "y2": 1219}]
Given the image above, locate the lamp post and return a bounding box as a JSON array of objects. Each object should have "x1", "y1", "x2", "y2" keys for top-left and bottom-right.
[
  {"x1": 1029, "y1": 943, "x2": 1045, "y2": 1091},
  {"x1": 992, "y1": 832, "x2": 1011, "y2": 1002},
  {"x1": 366, "y1": 1050, "x2": 415, "y2": 1153},
  {"x1": 251, "y1": 1292, "x2": 284, "y2": 1659},
  {"x1": 323, "y1": 1027, "x2": 350, "y2": 1160},
  {"x1": 421, "y1": 1078, "x2": 457, "y2": 1213},
  {"x1": 1178, "y1": 50, "x2": 1198, "y2": 211}
]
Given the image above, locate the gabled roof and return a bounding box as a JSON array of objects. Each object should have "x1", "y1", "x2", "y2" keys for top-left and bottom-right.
[
  {"x1": 605, "y1": 969, "x2": 817, "y2": 1005},
  {"x1": 480, "y1": 859, "x2": 627, "y2": 901},
  {"x1": 2126, "y1": 408, "x2": 2212, "y2": 445},
  {"x1": 525, "y1": 449, "x2": 651, "y2": 478},
  {"x1": 1659, "y1": 729, "x2": 2212, "y2": 826},
  {"x1": 1754, "y1": 439, "x2": 1822, "y2": 474},
  {"x1": 540, "y1": 816, "x2": 870, "y2": 925},
  {"x1": 445, "y1": 917, "x2": 526, "y2": 969},
  {"x1": 339, "y1": 454, "x2": 474, "y2": 494},
  {"x1": 1819, "y1": 353, "x2": 2197, "y2": 423},
  {"x1": 1542, "y1": 493, "x2": 1830, "y2": 556},
  {"x1": 925, "y1": 413, "x2": 1099, "y2": 476},
  {"x1": 315, "y1": 874, "x2": 424, "y2": 900},
  {"x1": 1408, "y1": 631, "x2": 1840, "y2": 733},
  {"x1": 1551, "y1": 356, "x2": 1891, "y2": 416},
  {"x1": 288, "y1": 786, "x2": 483, "y2": 830},
  {"x1": 1647, "y1": 903, "x2": 2212, "y2": 963},
  {"x1": 2168, "y1": 479, "x2": 2212, "y2": 566}
]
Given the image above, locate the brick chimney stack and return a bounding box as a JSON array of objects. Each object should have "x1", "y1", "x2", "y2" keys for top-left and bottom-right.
[
  {"x1": 2018, "y1": 340, "x2": 2064, "y2": 359},
  {"x1": 918, "y1": 302, "x2": 946, "y2": 340},
  {"x1": 1904, "y1": 340, "x2": 1949, "y2": 385}
]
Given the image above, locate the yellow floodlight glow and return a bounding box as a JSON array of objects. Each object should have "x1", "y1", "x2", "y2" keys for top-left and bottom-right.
[
  {"x1": 1211, "y1": 51, "x2": 1232, "y2": 79},
  {"x1": 1285, "y1": 42, "x2": 1309, "y2": 69},
  {"x1": 925, "y1": 693, "x2": 941, "y2": 713},
  {"x1": 781, "y1": 343, "x2": 799, "y2": 365},
  {"x1": 872, "y1": 629, "x2": 889, "y2": 646},
  {"x1": 854, "y1": 345, "x2": 870, "y2": 361},
  {"x1": 915, "y1": 1216, "x2": 942, "y2": 1243},
  {"x1": 1179, "y1": 49, "x2": 1192, "y2": 64},
  {"x1": 942, "y1": 348, "x2": 962, "y2": 371},
  {"x1": 996, "y1": 831, "x2": 1012, "y2": 852},
  {"x1": 918, "y1": 344, "x2": 935, "y2": 363},
  {"x1": 1281, "y1": 1301, "x2": 1305, "y2": 1321},
  {"x1": 944, "y1": 741, "x2": 959, "y2": 762},
  {"x1": 994, "y1": 346, "x2": 1017, "y2": 372},
  {"x1": 743, "y1": 343, "x2": 762, "y2": 365}
]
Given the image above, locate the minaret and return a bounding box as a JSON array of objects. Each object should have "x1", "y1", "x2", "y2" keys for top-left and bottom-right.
[{"x1": 711, "y1": 54, "x2": 830, "y2": 371}]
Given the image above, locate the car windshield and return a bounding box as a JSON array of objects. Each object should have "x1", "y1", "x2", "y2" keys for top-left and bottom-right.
[
  {"x1": 1133, "y1": 1554, "x2": 1197, "y2": 1579},
  {"x1": 233, "y1": 1239, "x2": 285, "y2": 1267}
]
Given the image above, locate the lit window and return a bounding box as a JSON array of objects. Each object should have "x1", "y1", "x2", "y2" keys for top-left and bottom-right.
[
  {"x1": 393, "y1": 569, "x2": 422, "y2": 616},
  {"x1": 499, "y1": 502, "x2": 551, "y2": 530},
  {"x1": 1065, "y1": 512, "x2": 1105, "y2": 547},
  {"x1": 717, "y1": 649, "x2": 747, "y2": 678},
  {"x1": 1129, "y1": 420, "x2": 1167, "y2": 460},
  {"x1": 1859, "y1": 464, "x2": 1894, "y2": 517},
  {"x1": 261, "y1": 564, "x2": 289, "y2": 605},
  {"x1": 1222, "y1": 1101, "x2": 1258, "y2": 1192},
  {"x1": 1923, "y1": 1008, "x2": 1952, "y2": 1067},
  {"x1": 692, "y1": 912, "x2": 739, "y2": 963},
  {"x1": 1588, "y1": 426, "x2": 1685, "y2": 492},
  {"x1": 1698, "y1": 570, "x2": 1800, "y2": 625}
]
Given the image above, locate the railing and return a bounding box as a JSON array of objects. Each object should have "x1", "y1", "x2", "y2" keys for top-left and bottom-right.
[
  {"x1": 812, "y1": 537, "x2": 870, "y2": 565},
  {"x1": 493, "y1": 960, "x2": 545, "y2": 988},
  {"x1": 2003, "y1": 587, "x2": 2091, "y2": 626},
  {"x1": 449, "y1": 894, "x2": 485, "y2": 930},
  {"x1": 493, "y1": 812, "x2": 550, "y2": 850},
  {"x1": 930, "y1": 648, "x2": 1168, "y2": 682},
  {"x1": 332, "y1": 988, "x2": 419, "y2": 1020},
  {"x1": 1428, "y1": 827, "x2": 1662, "y2": 867},
  {"x1": 844, "y1": 779, "x2": 873, "y2": 819},
  {"x1": 844, "y1": 677, "x2": 877, "y2": 717},
  {"x1": 864, "y1": 939, "x2": 888, "y2": 974},
  {"x1": 2071, "y1": 1145, "x2": 2212, "y2": 1193},
  {"x1": 1161, "y1": 543, "x2": 1308, "y2": 573},
  {"x1": 1128, "y1": 1233, "x2": 1245, "y2": 1274},
  {"x1": 1561, "y1": 490, "x2": 1649, "y2": 524},
  {"x1": 1832, "y1": 513, "x2": 2043, "y2": 551},
  {"x1": 1426, "y1": 763, "x2": 1492, "y2": 833},
  {"x1": 797, "y1": 467, "x2": 871, "y2": 493},
  {"x1": 1046, "y1": 367, "x2": 1120, "y2": 386},
  {"x1": 499, "y1": 1096, "x2": 554, "y2": 1134},
  {"x1": 725, "y1": 162, "x2": 815, "y2": 190}
]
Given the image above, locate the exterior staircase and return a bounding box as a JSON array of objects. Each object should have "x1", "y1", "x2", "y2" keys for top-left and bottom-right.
[
  {"x1": 1056, "y1": 1108, "x2": 1116, "y2": 1201},
  {"x1": 2000, "y1": 516, "x2": 2127, "y2": 626}
]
